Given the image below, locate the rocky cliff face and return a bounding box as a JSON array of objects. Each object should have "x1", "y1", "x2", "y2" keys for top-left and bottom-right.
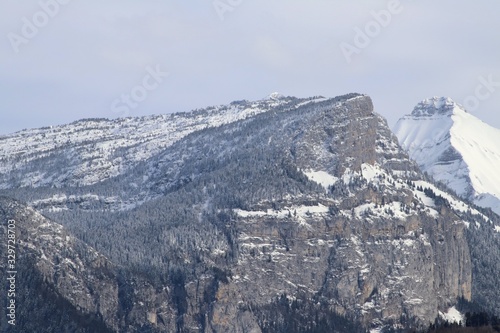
[
  {"x1": 0, "y1": 197, "x2": 194, "y2": 332},
  {"x1": 0, "y1": 94, "x2": 497, "y2": 332},
  {"x1": 178, "y1": 95, "x2": 473, "y2": 331},
  {"x1": 0, "y1": 197, "x2": 118, "y2": 331}
]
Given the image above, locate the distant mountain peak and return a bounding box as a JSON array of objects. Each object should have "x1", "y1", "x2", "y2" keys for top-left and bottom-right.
[
  {"x1": 411, "y1": 96, "x2": 464, "y2": 117},
  {"x1": 394, "y1": 98, "x2": 500, "y2": 215},
  {"x1": 267, "y1": 92, "x2": 285, "y2": 100}
]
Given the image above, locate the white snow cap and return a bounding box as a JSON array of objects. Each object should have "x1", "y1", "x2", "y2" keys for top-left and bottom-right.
[{"x1": 268, "y1": 92, "x2": 285, "y2": 100}]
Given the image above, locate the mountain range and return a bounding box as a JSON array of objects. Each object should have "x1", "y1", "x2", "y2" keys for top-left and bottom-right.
[{"x1": 1, "y1": 93, "x2": 499, "y2": 333}]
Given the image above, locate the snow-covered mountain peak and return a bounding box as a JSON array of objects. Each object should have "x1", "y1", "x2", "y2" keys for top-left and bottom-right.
[
  {"x1": 394, "y1": 97, "x2": 500, "y2": 215},
  {"x1": 268, "y1": 91, "x2": 285, "y2": 100},
  {"x1": 411, "y1": 96, "x2": 463, "y2": 118}
]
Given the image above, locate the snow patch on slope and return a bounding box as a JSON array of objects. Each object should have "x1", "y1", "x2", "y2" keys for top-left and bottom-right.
[
  {"x1": 234, "y1": 204, "x2": 329, "y2": 219},
  {"x1": 414, "y1": 180, "x2": 489, "y2": 223},
  {"x1": 439, "y1": 306, "x2": 464, "y2": 325},
  {"x1": 304, "y1": 170, "x2": 338, "y2": 190},
  {"x1": 449, "y1": 109, "x2": 500, "y2": 214}
]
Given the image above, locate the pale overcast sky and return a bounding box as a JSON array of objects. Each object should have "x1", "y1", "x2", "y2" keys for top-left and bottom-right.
[{"x1": 1, "y1": 0, "x2": 499, "y2": 135}]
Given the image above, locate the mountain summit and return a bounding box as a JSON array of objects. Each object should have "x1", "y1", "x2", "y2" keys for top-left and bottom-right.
[
  {"x1": 394, "y1": 97, "x2": 500, "y2": 215},
  {"x1": 411, "y1": 97, "x2": 461, "y2": 117}
]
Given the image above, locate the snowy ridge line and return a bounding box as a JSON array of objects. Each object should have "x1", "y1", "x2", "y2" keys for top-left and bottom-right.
[{"x1": 0, "y1": 95, "x2": 331, "y2": 189}]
